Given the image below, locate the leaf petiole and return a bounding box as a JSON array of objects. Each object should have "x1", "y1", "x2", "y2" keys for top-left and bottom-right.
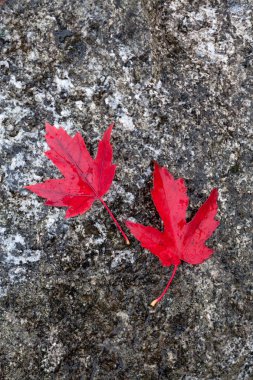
[
  {"x1": 151, "y1": 265, "x2": 178, "y2": 307},
  {"x1": 100, "y1": 198, "x2": 130, "y2": 245}
]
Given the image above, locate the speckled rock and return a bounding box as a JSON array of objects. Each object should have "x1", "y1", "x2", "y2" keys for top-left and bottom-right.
[{"x1": 0, "y1": 0, "x2": 252, "y2": 379}]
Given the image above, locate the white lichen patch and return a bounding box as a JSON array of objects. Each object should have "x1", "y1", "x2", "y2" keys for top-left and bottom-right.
[
  {"x1": 80, "y1": 220, "x2": 108, "y2": 247},
  {"x1": 145, "y1": 144, "x2": 161, "y2": 159},
  {"x1": 1, "y1": 234, "x2": 41, "y2": 265},
  {"x1": 75, "y1": 100, "x2": 84, "y2": 110},
  {"x1": 84, "y1": 86, "x2": 95, "y2": 99},
  {"x1": 54, "y1": 71, "x2": 73, "y2": 92},
  {"x1": 105, "y1": 183, "x2": 135, "y2": 205},
  {"x1": 9, "y1": 152, "x2": 26, "y2": 170},
  {"x1": 116, "y1": 311, "x2": 130, "y2": 323},
  {"x1": 229, "y1": 4, "x2": 253, "y2": 42},
  {"x1": 119, "y1": 46, "x2": 134, "y2": 63},
  {"x1": 45, "y1": 210, "x2": 63, "y2": 231},
  {"x1": 0, "y1": 229, "x2": 42, "y2": 296},
  {"x1": 105, "y1": 91, "x2": 123, "y2": 110},
  {"x1": 9, "y1": 266, "x2": 27, "y2": 281},
  {"x1": 0, "y1": 60, "x2": 9, "y2": 69},
  {"x1": 165, "y1": 2, "x2": 252, "y2": 66},
  {"x1": 3, "y1": 233, "x2": 25, "y2": 252},
  {"x1": 189, "y1": 6, "x2": 233, "y2": 63},
  {"x1": 111, "y1": 249, "x2": 135, "y2": 268},
  {"x1": 94, "y1": 221, "x2": 107, "y2": 239},
  {"x1": 10, "y1": 75, "x2": 23, "y2": 89},
  {"x1": 118, "y1": 114, "x2": 134, "y2": 131}
]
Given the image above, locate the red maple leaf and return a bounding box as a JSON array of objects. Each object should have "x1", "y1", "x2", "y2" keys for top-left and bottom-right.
[
  {"x1": 25, "y1": 123, "x2": 129, "y2": 244},
  {"x1": 126, "y1": 163, "x2": 219, "y2": 306}
]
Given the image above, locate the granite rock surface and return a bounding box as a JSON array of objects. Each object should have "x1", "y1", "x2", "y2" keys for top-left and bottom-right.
[{"x1": 0, "y1": 0, "x2": 252, "y2": 379}]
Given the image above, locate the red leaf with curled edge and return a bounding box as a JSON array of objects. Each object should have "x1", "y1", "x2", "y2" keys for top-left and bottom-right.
[
  {"x1": 126, "y1": 163, "x2": 219, "y2": 306},
  {"x1": 25, "y1": 122, "x2": 129, "y2": 244}
]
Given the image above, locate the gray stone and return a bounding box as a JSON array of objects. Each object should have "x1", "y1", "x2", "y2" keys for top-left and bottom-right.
[{"x1": 0, "y1": 0, "x2": 252, "y2": 379}]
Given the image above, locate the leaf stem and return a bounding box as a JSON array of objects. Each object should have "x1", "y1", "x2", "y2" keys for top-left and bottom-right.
[
  {"x1": 100, "y1": 198, "x2": 130, "y2": 245},
  {"x1": 151, "y1": 265, "x2": 178, "y2": 307}
]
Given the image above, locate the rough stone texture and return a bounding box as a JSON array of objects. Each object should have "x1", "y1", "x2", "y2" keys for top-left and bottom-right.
[{"x1": 0, "y1": 0, "x2": 252, "y2": 379}]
